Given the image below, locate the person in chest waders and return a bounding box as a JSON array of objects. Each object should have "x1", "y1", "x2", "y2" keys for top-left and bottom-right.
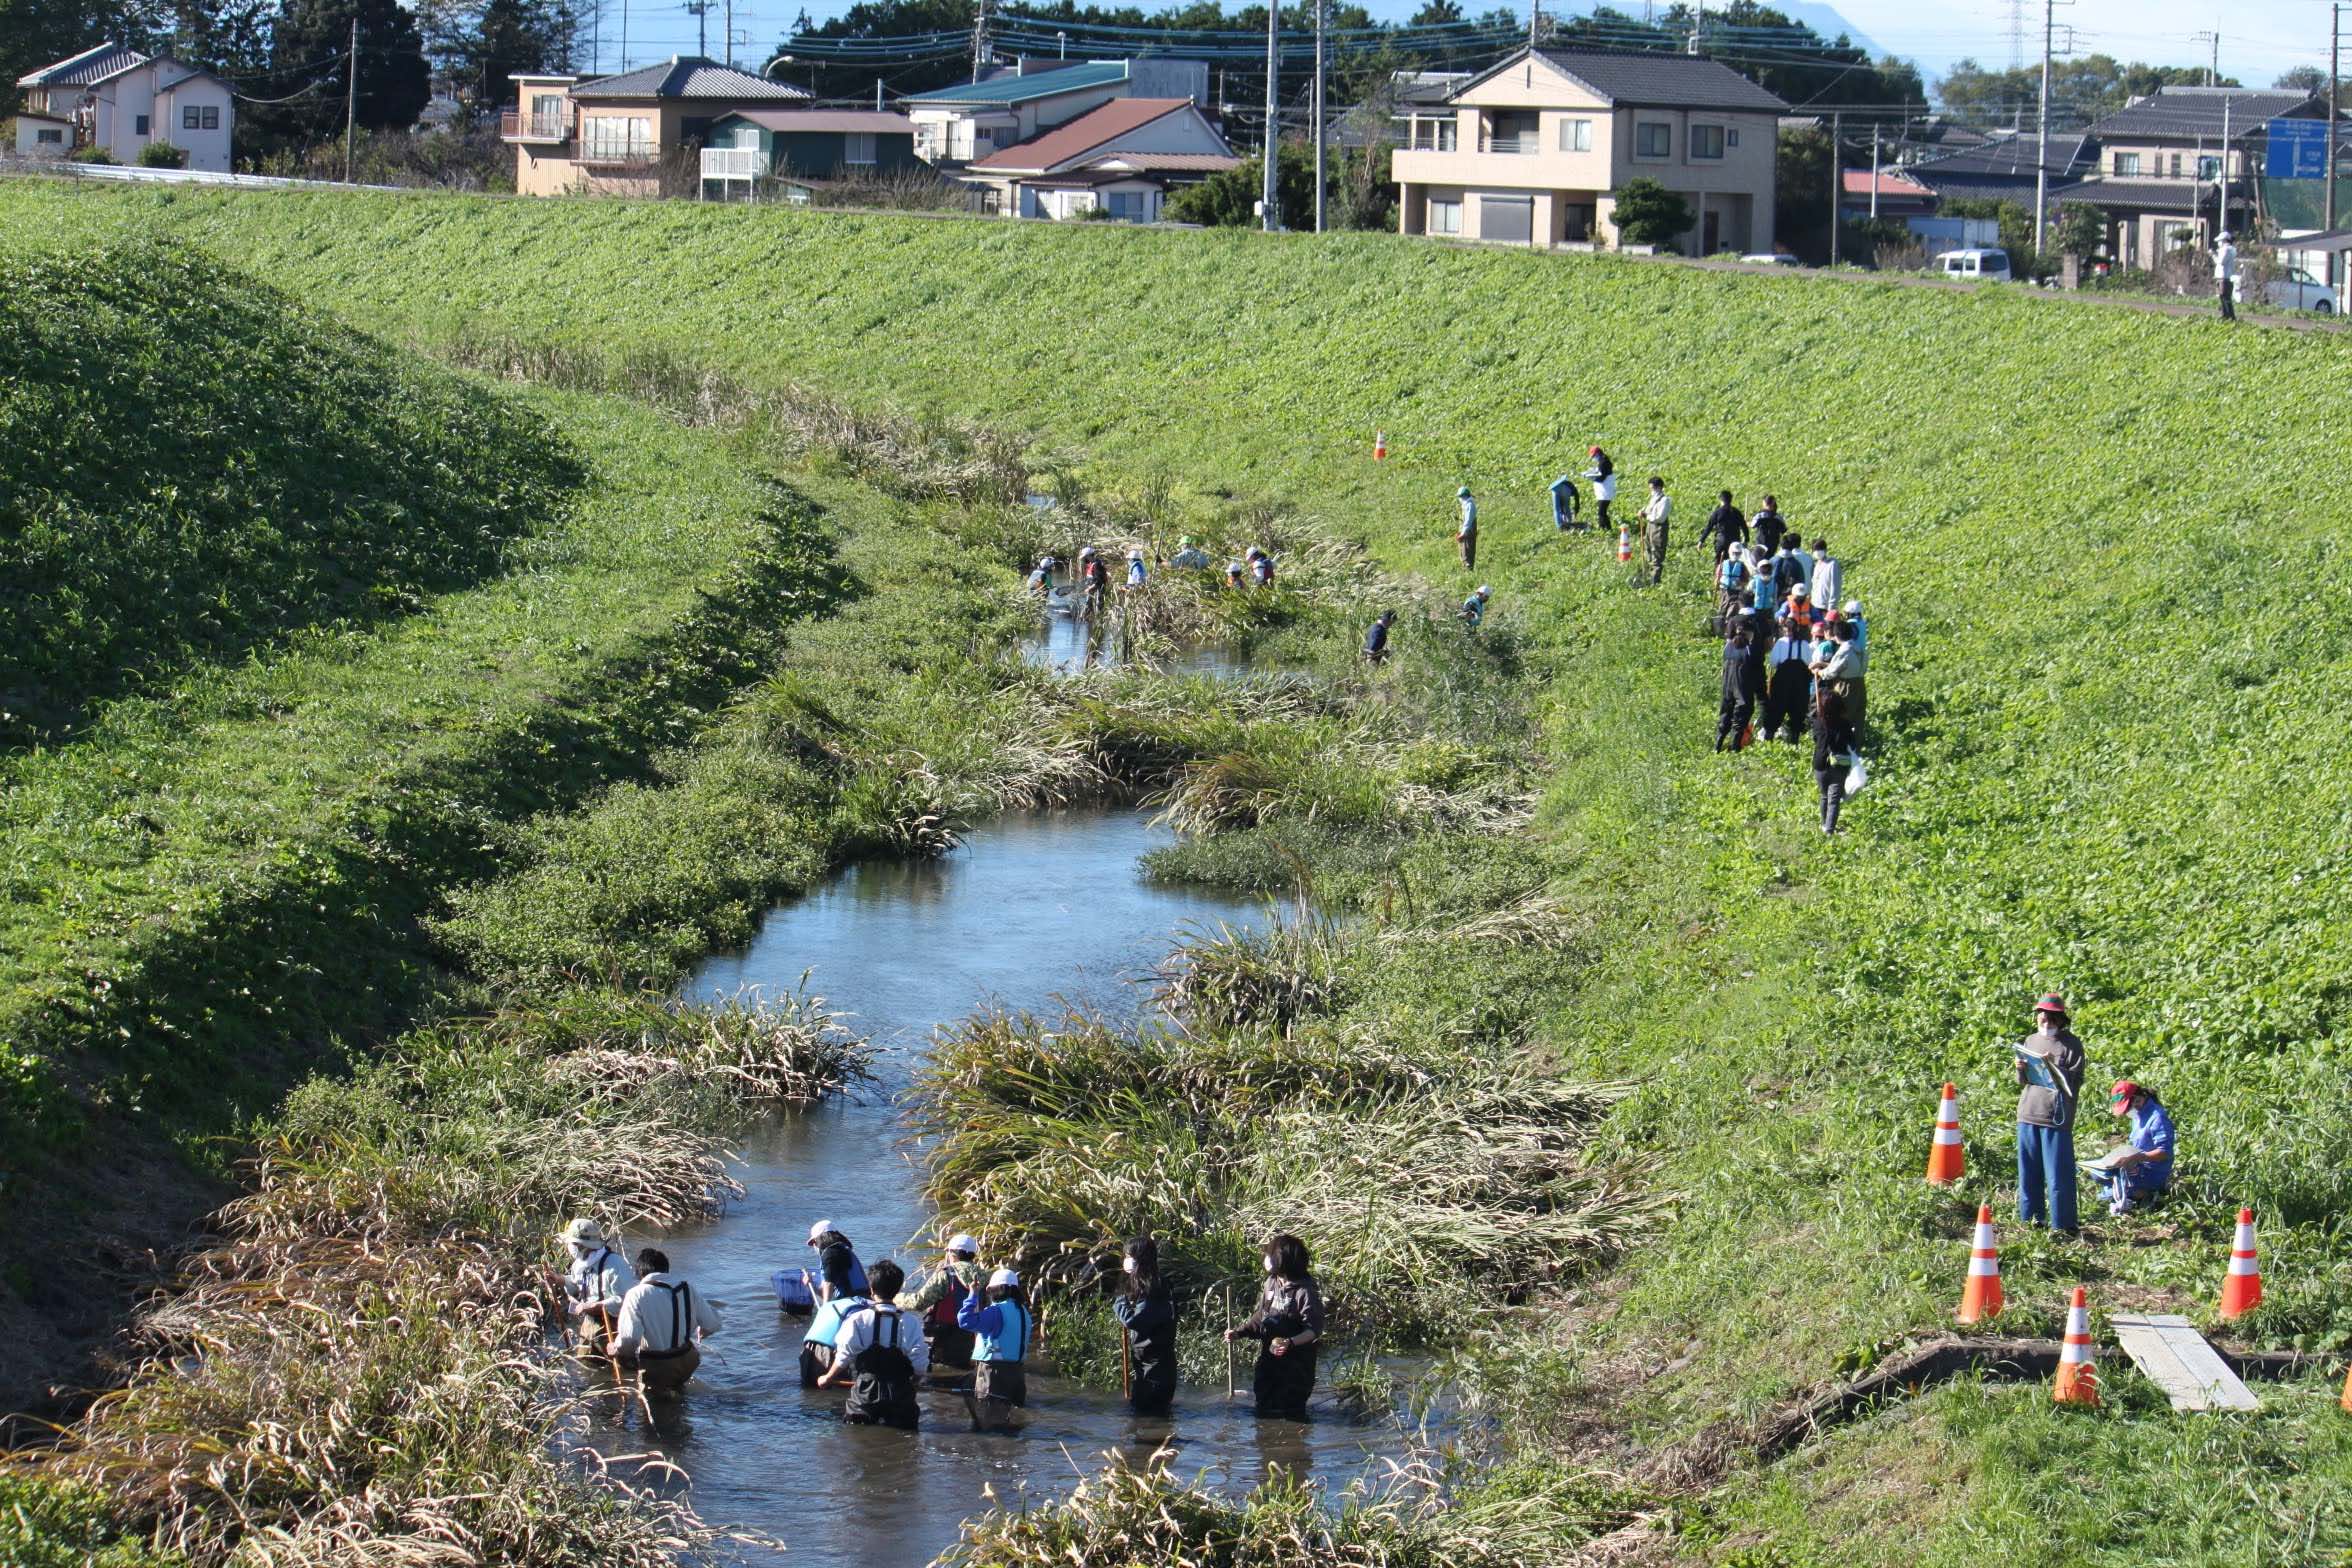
[
  {"x1": 1225, "y1": 1232, "x2": 1324, "y2": 1420},
  {"x1": 611, "y1": 1248, "x2": 722, "y2": 1394},
  {"x1": 819, "y1": 1259, "x2": 929, "y2": 1429},
  {"x1": 559, "y1": 1218, "x2": 637, "y2": 1358},
  {"x1": 908, "y1": 1232, "x2": 981, "y2": 1384},
  {"x1": 1111, "y1": 1235, "x2": 1178, "y2": 1417},
  {"x1": 957, "y1": 1267, "x2": 1033, "y2": 1432}
]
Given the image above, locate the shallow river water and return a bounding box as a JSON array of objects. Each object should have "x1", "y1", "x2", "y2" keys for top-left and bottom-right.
[{"x1": 583, "y1": 808, "x2": 1418, "y2": 1567}]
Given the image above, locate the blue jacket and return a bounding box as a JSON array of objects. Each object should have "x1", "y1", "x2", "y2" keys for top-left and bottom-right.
[{"x1": 956, "y1": 1292, "x2": 1032, "y2": 1363}]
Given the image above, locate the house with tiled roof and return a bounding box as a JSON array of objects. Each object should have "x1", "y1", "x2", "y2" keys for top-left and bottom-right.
[
  {"x1": 14, "y1": 42, "x2": 234, "y2": 170},
  {"x1": 1391, "y1": 45, "x2": 1787, "y2": 252},
  {"x1": 500, "y1": 56, "x2": 812, "y2": 197},
  {"x1": 900, "y1": 57, "x2": 1209, "y2": 167},
  {"x1": 958, "y1": 96, "x2": 1236, "y2": 220},
  {"x1": 2053, "y1": 87, "x2": 2325, "y2": 268}
]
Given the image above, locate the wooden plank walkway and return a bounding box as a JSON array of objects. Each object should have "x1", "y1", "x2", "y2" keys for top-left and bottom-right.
[{"x1": 2110, "y1": 1313, "x2": 2261, "y2": 1411}]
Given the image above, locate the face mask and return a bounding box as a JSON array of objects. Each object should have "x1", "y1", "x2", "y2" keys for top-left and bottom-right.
[
  {"x1": 1121, "y1": 1256, "x2": 1138, "y2": 1274},
  {"x1": 1263, "y1": 1258, "x2": 1277, "y2": 1277}
]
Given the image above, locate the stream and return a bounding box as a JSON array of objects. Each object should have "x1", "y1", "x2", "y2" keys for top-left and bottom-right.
[{"x1": 583, "y1": 752, "x2": 1420, "y2": 1564}]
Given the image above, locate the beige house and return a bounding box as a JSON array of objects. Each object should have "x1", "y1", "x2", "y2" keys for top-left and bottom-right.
[
  {"x1": 2054, "y1": 88, "x2": 2319, "y2": 268},
  {"x1": 14, "y1": 42, "x2": 235, "y2": 170},
  {"x1": 1392, "y1": 46, "x2": 1784, "y2": 253},
  {"x1": 502, "y1": 56, "x2": 812, "y2": 197}
]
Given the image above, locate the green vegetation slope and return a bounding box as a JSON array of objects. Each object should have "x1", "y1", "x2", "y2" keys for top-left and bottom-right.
[
  {"x1": 0, "y1": 242, "x2": 577, "y2": 748},
  {"x1": 3, "y1": 185, "x2": 2349, "y2": 1561}
]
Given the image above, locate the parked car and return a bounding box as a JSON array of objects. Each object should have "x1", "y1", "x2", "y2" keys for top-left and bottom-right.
[
  {"x1": 1937, "y1": 248, "x2": 2012, "y2": 282},
  {"x1": 1741, "y1": 251, "x2": 1803, "y2": 267},
  {"x1": 2263, "y1": 266, "x2": 2337, "y2": 313}
]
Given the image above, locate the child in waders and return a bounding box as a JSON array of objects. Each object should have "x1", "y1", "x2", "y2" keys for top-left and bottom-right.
[
  {"x1": 956, "y1": 1267, "x2": 1033, "y2": 1432},
  {"x1": 1111, "y1": 1235, "x2": 1178, "y2": 1417},
  {"x1": 819, "y1": 1260, "x2": 928, "y2": 1429},
  {"x1": 1225, "y1": 1232, "x2": 1324, "y2": 1421}
]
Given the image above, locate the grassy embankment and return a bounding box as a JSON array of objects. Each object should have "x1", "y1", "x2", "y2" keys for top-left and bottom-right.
[{"x1": 5, "y1": 185, "x2": 2352, "y2": 1562}]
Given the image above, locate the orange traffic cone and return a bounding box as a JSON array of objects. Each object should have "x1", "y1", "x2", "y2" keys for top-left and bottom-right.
[
  {"x1": 2052, "y1": 1285, "x2": 2099, "y2": 1407},
  {"x1": 1617, "y1": 524, "x2": 1632, "y2": 562},
  {"x1": 1957, "y1": 1202, "x2": 2003, "y2": 1324},
  {"x1": 2219, "y1": 1207, "x2": 2262, "y2": 1319},
  {"x1": 1372, "y1": 431, "x2": 1388, "y2": 460},
  {"x1": 1925, "y1": 1083, "x2": 1965, "y2": 1184}
]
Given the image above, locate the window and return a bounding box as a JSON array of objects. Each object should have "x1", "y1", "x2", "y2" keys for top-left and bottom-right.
[
  {"x1": 1411, "y1": 116, "x2": 1457, "y2": 151},
  {"x1": 1107, "y1": 190, "x2": 1147, "y2": 221},
  {"x1": 1485, "y1": 111, "x2": 1537, "y2": 153},
  {"x1": 1635, "y1": 121, "x2": 1671, "y2": 158},
  {"x1": 35, "y1": 127, "x2": 63, "y2": 144},
  {"x1": 181, "y1": 104, "x2": 220, "y2": 131},
  {"x1": 134, "y1": 113, "x2": 149, "y2": 136},
  {"x1": 1428, "y1": 196, "x2": 1462, "y2": 234},
  {"x1": 581, "y1": 115, "x2": 653, "y2": 161},
  {"x1": 2114, "y1": 152, "x2": 2141, "y2": 175},
  {"x1": 2196, "y1": 155, "x2": 2220, "y2": 180},
  {"x1": 1559, "y1": 117, "x2": 1592, "y2": 152},
  {"x1": 2168, "y1": 153, "x2": 2181, "y2": 176},
  {"x1": 980, "y1": 187, "x2": 1002, "y2": 214},
  {"x1": 843, "y1": 132, "x2": 876, "y2": 166},
  {"x1": 1690, "y1": 123, "x2": 1725, "y2": 160},
  {"x1": 1727, "y1": 127, "x2": 1739, "y2": 147}
]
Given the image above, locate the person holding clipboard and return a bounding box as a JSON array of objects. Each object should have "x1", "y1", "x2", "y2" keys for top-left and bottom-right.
[{"x1": 2014, "y1": 994, "x2": 2088, "y2": 1236}]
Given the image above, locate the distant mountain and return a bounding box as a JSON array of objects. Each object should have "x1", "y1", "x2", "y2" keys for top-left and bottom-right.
[{"x1": 1767, "y1": 1, "x2": 1884, "y2": 57}]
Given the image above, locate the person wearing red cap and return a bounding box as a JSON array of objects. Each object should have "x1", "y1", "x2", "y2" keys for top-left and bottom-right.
[
  {"x1": 2085, "y1": 1081, "x2": 2175, "y2": 1216},
  {"x1": 2014, "y1": 995, "x2": 2087, "y2": 1235}
]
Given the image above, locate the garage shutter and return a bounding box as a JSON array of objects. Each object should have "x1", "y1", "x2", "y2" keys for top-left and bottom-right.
[{"x1": 1481, "y1": 195, "x2": 1533, "y2": 244}]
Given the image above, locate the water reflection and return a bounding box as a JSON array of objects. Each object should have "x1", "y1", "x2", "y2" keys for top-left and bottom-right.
[{"x1": 584, "y1": 813, "x2": 1415, "y2": 1568}]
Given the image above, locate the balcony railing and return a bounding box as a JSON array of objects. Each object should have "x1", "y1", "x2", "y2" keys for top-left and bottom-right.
[
  {"x1": 701, "y1": 146, "x2": 762, "y2": 181},
  {"x1": 577, "y1": 134, "x2": 659, "y2": 165},
  {"x1": 499, "y1": 109, "x2": 569, "y2": 143},
  {"x1": 1481, "y1": 133, "x2": 1539, "y2": 155}
]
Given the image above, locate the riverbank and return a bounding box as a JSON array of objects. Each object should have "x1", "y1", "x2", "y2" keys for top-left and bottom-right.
[{"x1": 5, "y1": 185, "x2": 2350, "y2": 1563}]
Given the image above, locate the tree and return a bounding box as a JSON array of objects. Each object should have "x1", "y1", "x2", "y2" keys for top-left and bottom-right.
[
  {"x1": 1774, "y1": 122, "x2": 1830, "y2": 260},
  {"x1": 454, "y1": 0, "x2": 579, "y2": 108},
  {"x1": 256, "y1": 0, "x2": 433, "y2": 150},
  {"x1": 1936, "y1": 54, "x2": 2232, "y2": 130},
  {"x1": 1165, "y1": 138, "x2": 1320, "y2": 227},
  {"x1": 1610, "y1": 177, "x2": 1692, "y2": 248},
  {"x1": 2052, "y1": 200, "x2": 2104, "y2": 260},
  {"x1": 2275, "y1": 65, "x2": 2331, "y2": 97},
  {"x1": 1407, "y1": 0, "x2": 1460, "y2": 21}
]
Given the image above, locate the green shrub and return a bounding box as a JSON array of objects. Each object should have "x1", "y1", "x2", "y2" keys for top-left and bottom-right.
[{"x1": 135, "y1": 140, "x2": 187, "y2": 168}]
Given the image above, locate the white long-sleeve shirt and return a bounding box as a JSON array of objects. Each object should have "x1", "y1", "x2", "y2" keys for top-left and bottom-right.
[
  {"x1": 614, "y1": 1272, "x2": 722, "y2": 1356},
  {"x1": 566, "y1": 1245, "x2": 637, "y2": 1321},
  {"x1": 1644, "y1": 491, "x2": 1670, "y2": 526},
  {"x1": 1810, "y1": 555, "x2": 1843, "y2": 608},
  {"x1": 2216, "y1": 241, "x2": 2238, "y2": 282},
  {"x1": 829, "y1": 1303, "x2": 930, "y2": 1377}
]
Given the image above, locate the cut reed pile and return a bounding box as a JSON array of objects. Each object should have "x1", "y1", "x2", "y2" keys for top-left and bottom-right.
[{"x1": 7, "y1": 987, "x2": 865, "y2": 1566}]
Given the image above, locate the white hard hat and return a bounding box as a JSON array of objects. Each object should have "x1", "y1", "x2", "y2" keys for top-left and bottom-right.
[
  {"x1": 946, "y1": 1233, "x2": 979, "y2": 1255},
  {"x1": 988, "y1": 1267, "x2": 1020, "y2": 1288},
  {"x1": 1476, "y1": 584, "x2": 1492, "y2": 597},
  {"x1": 1843, "y1": 599, "x2": 1862, "y2": 616},
  {"x1": 806, "y1": 1219, "x2": 835, "y2": 1245},
  {"x1": 1127, "y1": 546, "x2": 1143, "y2": 559},
  {"x1": 1080, "y1": 546, "x2": 1097, "y2": 558},
  {"x1": 2219, "y1": 230, "x2": 2233, "y2": 241},
  {"x1": 560, "y1": 1217, "x2": 603, "y2": 1247}
]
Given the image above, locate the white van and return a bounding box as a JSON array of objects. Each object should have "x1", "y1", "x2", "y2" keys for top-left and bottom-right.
[{"x1": 1939, "y1": 248, "x2": 2013, "y2": 282}]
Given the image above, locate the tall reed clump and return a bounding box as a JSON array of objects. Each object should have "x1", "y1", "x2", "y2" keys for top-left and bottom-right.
[
  {"x1": 10, "y1": 986, "x2": 864, "y2": 1565},
  {"x1": 940, "y1": 1451, "x2": 1645, "y2": 1568}
]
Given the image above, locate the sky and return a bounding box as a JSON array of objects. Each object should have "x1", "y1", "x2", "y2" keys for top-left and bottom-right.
[{"x1": 587, "y1": 0, "x2": 2340, "y2": 98}]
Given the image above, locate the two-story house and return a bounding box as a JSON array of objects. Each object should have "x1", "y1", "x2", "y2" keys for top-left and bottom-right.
[
  {"x1": 502, "y1": 56, "x2": 813, "y2": 197},
  {"x1": 14, "y1": 42, "x2": 235, "y2": 170},
  {"x1": 2052, "y1": 87, "x2": 2321, "y2": 268},
  {"x1": 900, "y1": 57, "x2": 1209, "y2": 168},
  {"x1": 1391, "y1": 46, "x2": 1785, "y2": 253}
]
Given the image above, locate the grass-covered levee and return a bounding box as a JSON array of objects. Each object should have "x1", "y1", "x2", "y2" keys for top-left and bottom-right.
[{"x1": 5, "y1": 181, "x2": 2352, "y2": 1565}]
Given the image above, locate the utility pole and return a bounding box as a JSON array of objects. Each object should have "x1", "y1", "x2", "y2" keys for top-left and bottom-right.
[
  {"x1": 2032, "y1": 0, "x2": 2054, "y2": 255},
  {"x1": 1529, "y1": 0, "x2": 1540, "y2": 51},
  {"x1": 2329, "y1": 4, "x2": 2341, "y2": 290},
  {"x1": 1869, "y1": 120, "x2": 1880, "y2": 218},
  {"x1": 1260, "y1": 0, "x2": 1280, "y2": 231},
  {"x1": 971, "y1": 0, "x2": 989, "y2": 83},
  {"x1": 2220, "y1": 92, "x2": 2232, "y2": 240},
  {"x1": 1828, "y1": 109, "x2": 1841, "y2": 265},
  {"x1": 725, "y1": 0, "x2": 734, "y2": 65},
  {"x1": 621, "y1": 0, "x2": 630, "y2": 73},
  {"x1": 344, "y1": 14, "x2": 358, "y2": 183},
  {"x1": 685, "y1": 0, "x2": 709, "y2": 57},
  {"x1": 1686, "y1": 0, "x2": 1703, "y2": 54},
  {"x1": 1313, "y1": 0, "x2": 1327, "y2": 232}
]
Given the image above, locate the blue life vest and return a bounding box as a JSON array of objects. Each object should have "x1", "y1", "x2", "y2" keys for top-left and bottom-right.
[
  {"x1": 807, "y1": 1293, "x2": 870, "y2": 1348},
  {"x1": 974, "y1": 1302, "x2": 1030, "y2": 1364}
]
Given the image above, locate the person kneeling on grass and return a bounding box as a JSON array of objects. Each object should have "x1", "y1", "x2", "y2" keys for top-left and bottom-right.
[
  {"x1": 820, "y1": 1259, "x2": 928, "y2": 1429},
  {"x1": 1226, "y1": 1232, "x2": 1324, "y2": 1421},
  {"x1": 612, "y1": 1248, "x2": 722, "y2": 1394},
  {"x1": 957, "y1": 1267, "x2": 1033, "y2": 1431},
  {"x1": 2086, "y1": 1080, "x2": 2175, "y2": 1216}
]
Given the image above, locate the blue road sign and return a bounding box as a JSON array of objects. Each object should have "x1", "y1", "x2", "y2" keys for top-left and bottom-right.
[{"x1": 2267, "y1": 117, "x2": 2328, "y2": 180}]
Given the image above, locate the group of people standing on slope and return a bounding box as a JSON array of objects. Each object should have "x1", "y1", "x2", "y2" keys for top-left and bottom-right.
[
  {"x1": 1695, "y1": 492, "x2": 1870, "y2": 836},
  {"x1": 559, "y1": 1216, "x2": 1330, "y2": 1432}
]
